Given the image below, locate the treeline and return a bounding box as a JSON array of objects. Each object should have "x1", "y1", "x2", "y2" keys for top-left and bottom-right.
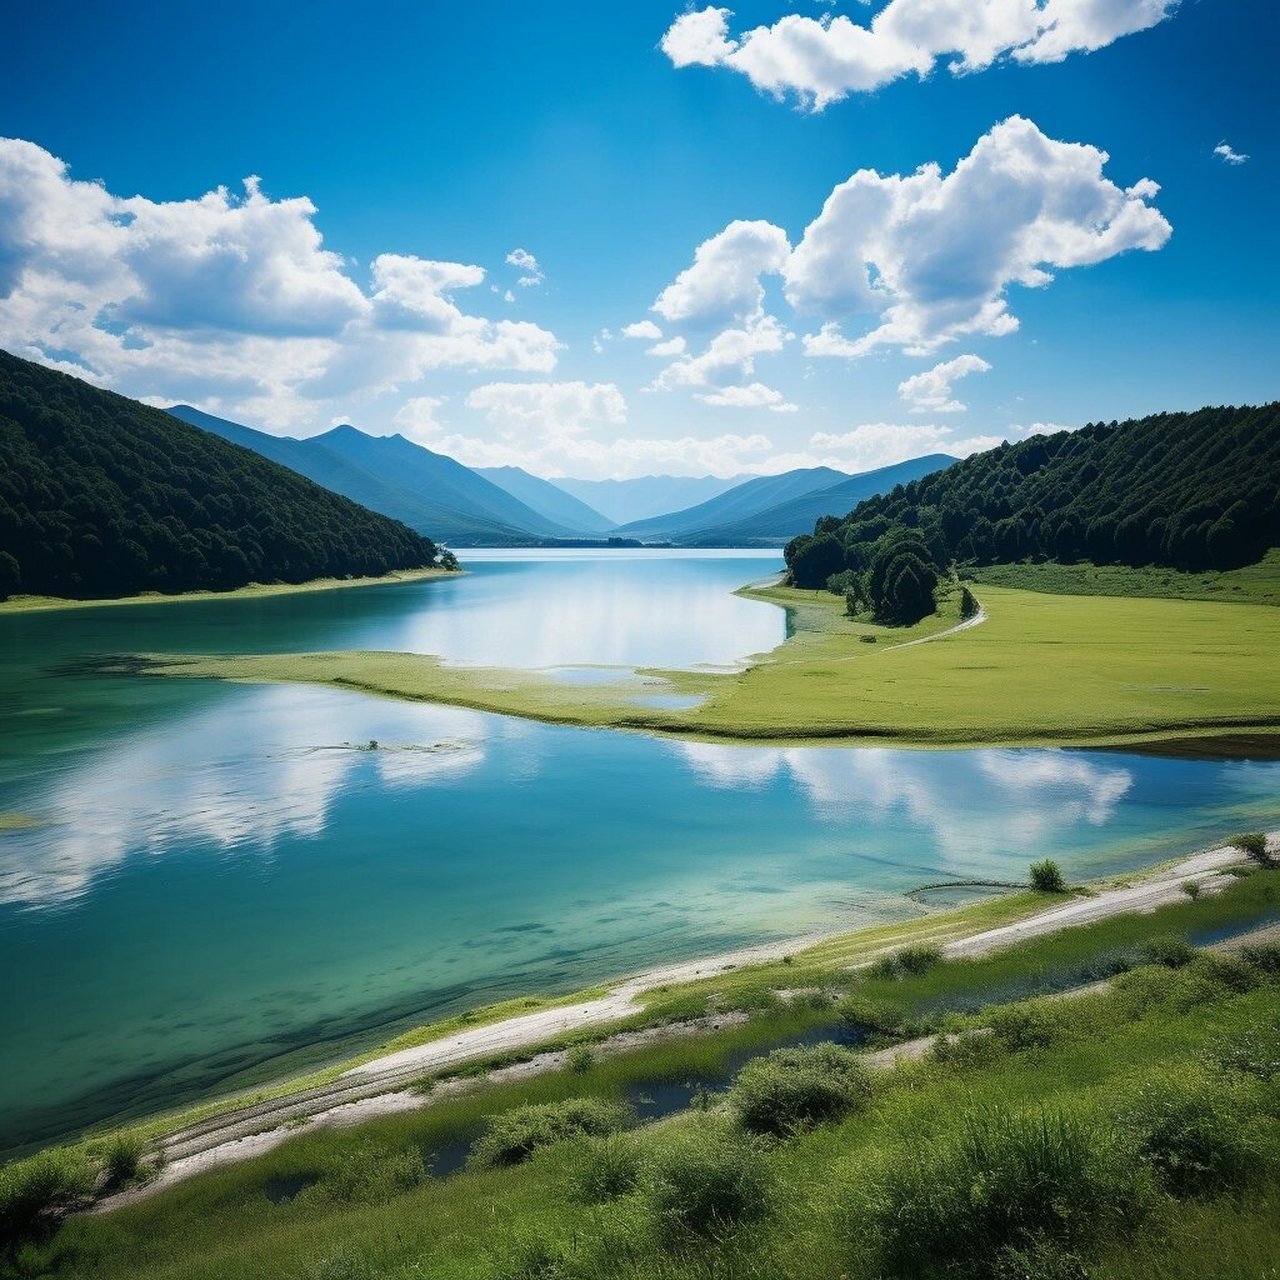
[
  {"x1": 786, "y1": 404, "x2": 1280, "y2": 610},
  {"x1": 0, "y1": 350, "x2": 453, "y2": 601}
]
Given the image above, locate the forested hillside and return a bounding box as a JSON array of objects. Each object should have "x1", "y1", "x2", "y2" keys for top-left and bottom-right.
[
  {"x1": 0, "y1": 351, "x2": 448, "y2": 601},
  {"x1": 786, "y1": 405, "x2": 1280, "y2": 597}
]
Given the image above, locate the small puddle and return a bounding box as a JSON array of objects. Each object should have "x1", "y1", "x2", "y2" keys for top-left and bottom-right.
[{"x1": 263, "y1": 1172, "x2": 320, "y2": 1204}]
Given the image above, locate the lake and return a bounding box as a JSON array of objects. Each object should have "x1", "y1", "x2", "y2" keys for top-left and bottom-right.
[{"x1": 1, "y1": 549, "x2": 1278, "y2": 1153}]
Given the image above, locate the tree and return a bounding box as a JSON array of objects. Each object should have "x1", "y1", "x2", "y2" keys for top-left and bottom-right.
[{"x1": 788, "y1": 533, "x2": 847, "y2": 589}]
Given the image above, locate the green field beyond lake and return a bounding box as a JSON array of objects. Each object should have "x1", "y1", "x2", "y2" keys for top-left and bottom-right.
[{"x1": 2, "y1": 551, "x2": 1279, "y2": 1154}]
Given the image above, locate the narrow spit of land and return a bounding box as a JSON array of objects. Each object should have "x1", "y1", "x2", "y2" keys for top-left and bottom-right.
[
  {"x1": 93, "y1": 841, "x2": 1259, "y2": 1211},
  {"x1": 115, "y1": 574, "x2": 1280, "y2": 751}
]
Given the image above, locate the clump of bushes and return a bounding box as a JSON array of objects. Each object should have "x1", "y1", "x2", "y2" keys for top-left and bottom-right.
[
  {"x1": 1229, "y1": 832, "x2": 1273, "y2": 866},
  {"x1": 865, "y1": 1105, "x2": 1153, "y2": 1278},
  {"x1": 837, "y1": 993, "x2": 905, "y2": 1039},
  {"x1": 469, "y1": 1098, "x2": 631, "y2": 1170},
  {"x1": 97, "y1": 1132, "x2": 149, "y2": 1191},
  {"x1": 1211, "y1": 1018, "x2": 1280, "y2": 1081},
  {"x1": 295, "y1": 1140, "x2": 426, "y2": 1206},
  {"x1": 1030, "y1": 859, "x2": 1067, "y2": 893},
  {"x1": 568, "y1": 1134, "x2": 642, "y2": 1204},
  {"x1": 642, "y1": 1119, "x2": 771, "y2": 1240},
  {"x1": 728, "y1": 1043, "x2": 872, "y2": 1136},
  {"x1": 1115, "y1": 1070, "x2": 1265, "y2": 1198},
  {"x1": 869, "y1": 943, "x2": 943, "y2": 980},
  {"x1": 1240, "y1": 943, "x2": 1280, "y2": 976},
  {"x1": 0, "y1": 1146, "x2": 96, "y2": 1246},
  {"x1": 987, "y1": 1001, "x2": 1066, "y2": 1053},
  {"x1": 564, "y1": 1045, "x2": 594, "y2": 1075},
  {"x1": 1142, "y1": 934, "x2": 1198, "y2": 969}
]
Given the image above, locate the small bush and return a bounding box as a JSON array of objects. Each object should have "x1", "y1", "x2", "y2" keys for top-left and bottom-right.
[
  {"x1": 1229, "y1": 832, "x2": 1272, "y2": 866},
  {"x1": 294, "y1": 1140, "x2": 426, "y2": 1206},
  {"x1": 469, "y1": 1098, "x2": 631, "y2": 1170},
  {"x1": 992, "y1": 1239, "x2": 1090, "y2": 1280},
  {"x1": 871, "y1": 944, "x2": 944, "y2": 980},
  {"x1": 1030, "y1": 860, "x2": 1067, "y2": 893},
  {"x1": 99, "y1": 1132, "x2": 148, "y2": 1190},
  {"x1": 728, "y1": 1043, "x2": 872, "y2": 1136},
  {"x1": 568, "y1": 1134, "x2": 642, "y2": 1204},
  {"x1": 988, "y1": 1002, "x2": 1064, "y2": 1053},
  {"x1": 929, "y1": 1030, "x2": 1006, "y2": 1071},
  {"x1": 0, "y1": 1146, "x2": 96, "y2": 1246},
  {"x1": 1181, "y1": 880, "x2": 1201, "y2": 899},
  {"x1": 1187, "y1": 952, "x2": 1257, "y2": 994},
  {"x1": 1241, "y1": 943, "x2": 1280, "y2": 977},
  {"x1": 642, "y1": 1119, "x2": 771, "y2": 1240},
  {"x1": 564, "y1": 1045, "x2": 594, "y2": 1075},
  {"x1": 1115, "y1": 1071, "x2": 1264, "y2": 1198},
  {"x1": 837, "y1": 993, "x2": 904, "y2": 1038},
  {"x1": 1142, "y1": 934, "x2": 1197, "y2": 969},
  {"x1": 866, "y1": 1105, "x2": 1153, "y2": 1278},
  {"x1": 1211, "y1": 1019, "x2": 1280, "y2": 1081}
]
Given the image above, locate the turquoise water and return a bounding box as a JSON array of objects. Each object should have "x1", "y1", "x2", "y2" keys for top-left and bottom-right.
[{"x1": 1, "y1": 550, "x2": 1278, "y2": 1153}]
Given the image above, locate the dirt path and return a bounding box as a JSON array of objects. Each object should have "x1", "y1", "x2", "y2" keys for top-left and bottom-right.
[{"x1": 87, "y1": 839, "x2": 1266, "y2": 1212}]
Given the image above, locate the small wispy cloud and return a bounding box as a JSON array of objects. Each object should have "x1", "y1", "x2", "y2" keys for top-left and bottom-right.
[
  {"x1": 505, "y1": 247, "x2": 544, "y2": 286},
  {"x1": 1213, "y1": 141, "x2": 1249, "y2": 165}
]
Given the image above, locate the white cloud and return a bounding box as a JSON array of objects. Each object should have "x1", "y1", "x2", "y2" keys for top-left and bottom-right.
[
  {"x1": 391, "y1": 395, "x2": 449, "y2": 442},
  {"x1": 648, "y1": 335, "x2": 687, "y2": 356},
  {"x1": 806, "y1": 422, "x2": 1007, "y2": 468},
  {"x1": 652, "y1": 219, "x2": 791, "y2": 327},
  {"x1": 466, "y1": 380, "x2": 627, "y2": 436},
  {"x1": 1213, "y1": 141, "x2": 1249, "y2": 165},
  {"x1": 506, "y1": 246, "x2": 544, "y2": 286},
  {"x1": 788, "y1": 116, "x2": 1170, "y2": 356},
  {"x1": 661, "y1": 2, "x2": 1177, "y2": 110},
  {"x1": 654, "y1": 313, "x2": 790, "y2": 391},
  {"x1": 0, "y1": 137, "x2": 560, "y2": 428},
  {"x1": 898, "y1": 353, "x2": 991, "y2": 412},
  {"x1": 698, "y1": 382, "x2": 799, "y2": 412},
  {"x1": 622, "y1": 319, "x2": 664, "y2": 339}
]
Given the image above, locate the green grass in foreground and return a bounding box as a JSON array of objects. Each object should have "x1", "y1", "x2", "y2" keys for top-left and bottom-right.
[
  {"x1": 11, "y1": 876, "x2": 1279, "y2": 1280},
  {"x1": 133, "y1": 571, "x2": 1280, "y2": 749}
]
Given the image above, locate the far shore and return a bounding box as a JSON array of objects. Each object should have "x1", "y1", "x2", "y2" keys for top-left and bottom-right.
[{"x1": 0, "y1": 565, "x2": 459, "y2": 615}]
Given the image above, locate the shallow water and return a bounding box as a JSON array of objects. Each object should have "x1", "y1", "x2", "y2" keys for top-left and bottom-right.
[{"x1": 1, "y1": 550, "x2": 1278, "y2": 1152}]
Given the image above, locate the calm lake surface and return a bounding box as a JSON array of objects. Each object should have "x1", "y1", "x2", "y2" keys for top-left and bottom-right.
[{"x1": 2, "y1": 549, "x2": 1278, "y2": 1152}]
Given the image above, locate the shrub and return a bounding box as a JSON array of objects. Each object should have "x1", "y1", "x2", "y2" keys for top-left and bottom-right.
[
  {"x1": 1229, "y1": 832, "x2": 1273, "y2": 866},
  {"x1": 837, "y1": 993, "x2": 904, "y2": 1038},
  {"x1": 564, "y1": 1045, "x2": 594, "y2": 1075},
  {"x1": 295, "y1": 1140, "x2": 426, "y2": 1206},
  {"x1": 469, "y1": 1099, "x2": 631, "y2": 1170},
  {"x1": 1181, "y1": 880, "x2": 1201, "y2": 899},
  {"x1": 1211, "y1": 1019, "x2": 1280, "y2": 1081},
  {"x1": 642, "y1": 1119, "x2": 771, "y2": 1240},
  {"x1": 728, "y1": 1043, "x2": 872, "y2": 1137},
  {"x1": 1030, "y1": 860, "x2": 1067, "y2": 893},
  {"x1": 1115, "y1": 1071, "x2": 1264, "y2": 1198},
  {"x1": 871, "y1": 944, "x2": 944, "y2": 980},
  {"x1": 99, "y1": 1132, "x2": 148, "y2": 1190},
  {"x1": 568, "y1": 1134, "x2": 642, "y2": 1204},
  {"x1": 0, "y1": 1146, "x2": 96, "y2": 1246},
  {"x1": 866, "y1": 1105, "x2": 1153, "y2": 1278},
  {"x1": 1142, "y1": 934, "x2": 1197, "y2": 969},
  {"x1": 988, "y1": 1002, "x2": 1065, "y2": 1053},
  {"x1": 1240, "y1": 943, "x2": 1280, "y2": 977}
]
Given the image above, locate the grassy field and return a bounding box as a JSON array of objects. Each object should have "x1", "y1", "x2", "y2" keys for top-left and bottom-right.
[
  {"x1": 9, "y1": 870, "x2": 1278, "y2": 1280},
  {"x1": 968, "y1": 549, "x2": 1280, "y2": 607},
  {"x1": 129, "y1": 568, "x2": 1280, "y2": 750},
  {"x1": 0, "y1": 566, "x2": 456, "y2": 615}
]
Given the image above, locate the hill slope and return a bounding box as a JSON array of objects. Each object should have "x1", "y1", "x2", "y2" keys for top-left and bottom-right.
[
  {"x1": 551, "y1": 474, "x2": 748, "y2": 525},
  {"x1": 168, "y1": 407, "x2": 577, "y2": 545},
  {"x1": 805, "y1": 406, "x2": 1280, "y2": 574},
  {"x1": 0, "y1": 351, "x2": 443, "y2": 601},
  {"x1": 475, "y1": 466, "x2": 614, "y2": 533}
]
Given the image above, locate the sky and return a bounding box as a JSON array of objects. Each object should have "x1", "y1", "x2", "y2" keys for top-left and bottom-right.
[{"x1": 0, "y1": 0, "x2": 1274, "y2": 480}]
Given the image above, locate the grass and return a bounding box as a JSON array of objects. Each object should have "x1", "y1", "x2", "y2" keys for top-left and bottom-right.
[
  {"x1": 121, "y1": 565, "x2": 1280, "y2": 750},
  {"x1": 0, "y1": 566, "x2": 457, "y2": 615},
  {"x1": 17, "y1": 917, "x2": 1278, "y2": 1280}
]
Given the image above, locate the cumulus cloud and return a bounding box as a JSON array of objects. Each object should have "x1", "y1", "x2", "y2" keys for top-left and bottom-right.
[
  {"x1": 622, "y1": 319, "x2": 664, "y2": 339},
  {"x1": 648, "y1": 336, "x2": 688, "y2": 356},
  {"x1": 0, "y1": 137, "x2": 560, "y2": 428},
  {"x1": 506, "y1": 246, "x2": 544, "y2": 286},
  {"x1": 1213, "y1": 141, "x2": 1249, "y2": 165},
  {"x1": 652, "y1": 219, "x2": 791, "y2": 327},
  {"x1": 789, "y1": 116, "x2": 1171, "y2": 356},
  {"x1": 653, "y1": 313, "x2": 790, "y2": 389},
  {"x1": 466, "y1": 380, "x2": 627, "y2": 436},
  {"x1": 697, "y1": 382, "x2": 798, "y2": 412},
  {"x1": 898, "y1": 353, "x2": 991, "y2": 412},
  {"x1": 661, "y1": 2, "x2": 1177, "y2": 110}
]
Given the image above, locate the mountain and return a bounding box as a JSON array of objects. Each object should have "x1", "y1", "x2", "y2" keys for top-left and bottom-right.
[
  {"x1": 167, "y1": 407, "x2": 580, "y2": 545},
  {"x1": 551, "y1": 474, "x2": 748, "y2": 525},
  {"x1": 613, "y1": 467, "x2": 852, "y2": 543},
  {"x1": 0, "y1": 350, "x2": 443, "y2": 601},
  {"x1": 691, "y1": 455, "x2": 959, "y2": 545},
  {"x1": 475, "y1": 466, "x2": 614, "y2": 533},
  {"x1": 786, "y1": 405, "x2": 1280, "y2": 586}
]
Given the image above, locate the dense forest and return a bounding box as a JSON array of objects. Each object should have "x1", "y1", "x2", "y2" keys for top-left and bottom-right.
[
  {"x1": 0, "y1": 350, "x2": 451, "y2": 601},
  {"x1": 785, "y1": 404, "x2": 1280, "y2": 617}
]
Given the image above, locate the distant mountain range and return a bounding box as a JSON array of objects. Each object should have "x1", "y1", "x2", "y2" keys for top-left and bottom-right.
[{"x1": 167, "y1": 405, "x2": 959, "y2": 548}]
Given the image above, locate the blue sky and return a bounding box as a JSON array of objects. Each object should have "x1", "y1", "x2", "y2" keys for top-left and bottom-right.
[{"x1": 0, "y1": 0, "x2": 1274, "y2": 478}]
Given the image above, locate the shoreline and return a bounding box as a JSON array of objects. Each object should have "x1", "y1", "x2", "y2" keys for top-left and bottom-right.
[
  {"x1": 0, "y1": 565, "x2": 459, "y2": 615},
  {"x1": 79, "y1": 834, "x2": 1272, "y2": 1209}
]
